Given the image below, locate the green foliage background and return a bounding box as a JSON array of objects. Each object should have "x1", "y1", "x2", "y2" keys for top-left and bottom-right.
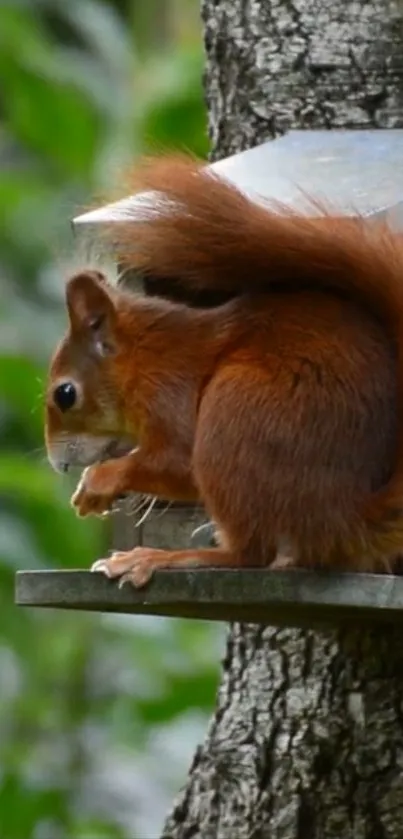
[{"x1": 0, "y1": 2, "x2": 222, "y2": 836}]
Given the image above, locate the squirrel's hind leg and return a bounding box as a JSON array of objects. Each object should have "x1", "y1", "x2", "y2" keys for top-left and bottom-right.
[{"x1": 92, "y1": 546, "x2": 242, "y2": 589}]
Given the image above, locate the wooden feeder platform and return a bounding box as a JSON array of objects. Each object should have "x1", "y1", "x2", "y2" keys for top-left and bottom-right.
[{"x1": 15, "y1": 569, "x2": 403, "y2": 629}]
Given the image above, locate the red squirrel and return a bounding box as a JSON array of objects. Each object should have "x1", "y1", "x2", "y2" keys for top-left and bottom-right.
[{"x1": 45, "y1": 155, "x2": 403, "y2": 587}]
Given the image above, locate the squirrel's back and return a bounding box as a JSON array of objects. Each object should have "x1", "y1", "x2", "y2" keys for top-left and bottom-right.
[{"x1": 194, "y1": 288, "x2": 397, "y2": 568}]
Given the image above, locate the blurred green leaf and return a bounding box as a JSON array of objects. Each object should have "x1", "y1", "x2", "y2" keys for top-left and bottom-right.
[
  {"x1": 0, "y1": 2, "x2": 218, "y2": 837},
  {"x1": 0, "y1": 64, "x2": 101, "y2": 176},
  {"x1": 1, "y1": 355, "x2": 44, "y2": 435}
]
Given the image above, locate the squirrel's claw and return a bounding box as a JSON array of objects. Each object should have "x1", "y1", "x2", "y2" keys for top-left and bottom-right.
[{"x1": 91, "y1": 558, "x2": 115, "y2": 577}]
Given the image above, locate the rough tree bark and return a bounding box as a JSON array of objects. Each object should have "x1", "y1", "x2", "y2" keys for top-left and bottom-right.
[{"x1": 161, "y1": 2, "x2": 403, "y2": 838}]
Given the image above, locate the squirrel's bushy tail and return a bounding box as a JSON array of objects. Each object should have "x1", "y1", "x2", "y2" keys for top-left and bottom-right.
[
  {"x1": 104, "y1": 155, "x2": 402, "y2": 319},
  {"x1": 104, "y1": 154, "x2": 403, "y2": 559}
]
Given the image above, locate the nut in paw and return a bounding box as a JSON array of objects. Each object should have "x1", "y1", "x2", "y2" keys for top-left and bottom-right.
[{"x1": 91, "y1": 547, "x2": 165, "y2": 588}]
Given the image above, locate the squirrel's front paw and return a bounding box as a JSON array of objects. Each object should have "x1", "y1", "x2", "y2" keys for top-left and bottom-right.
[{"x1": 71, "y1": 462, "x2": 127, "y2": 518}]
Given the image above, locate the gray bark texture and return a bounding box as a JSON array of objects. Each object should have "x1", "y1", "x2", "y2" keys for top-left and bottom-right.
[{"x1": 161, "y1": 2, "x2": 403, "y2": 838}]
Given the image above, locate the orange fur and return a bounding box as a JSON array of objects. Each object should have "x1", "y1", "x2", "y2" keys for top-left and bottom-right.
[{"x1": 44, "y1": 156, "x2": 403, "y2": 584}]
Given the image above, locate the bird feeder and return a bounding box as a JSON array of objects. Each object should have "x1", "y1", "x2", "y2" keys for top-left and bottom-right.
[{"x1": 16, "y1": 129, "x2": 403, "y2": 626}]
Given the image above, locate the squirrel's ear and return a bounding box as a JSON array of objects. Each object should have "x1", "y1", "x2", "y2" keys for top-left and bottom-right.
[{"x1": 66, "y1": 270, "x2": 116, "y2": 353}]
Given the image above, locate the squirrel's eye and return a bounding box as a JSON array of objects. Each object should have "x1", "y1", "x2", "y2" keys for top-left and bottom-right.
[{"x1": 53, "y1": 382, "x2": 77, "y2": 412}]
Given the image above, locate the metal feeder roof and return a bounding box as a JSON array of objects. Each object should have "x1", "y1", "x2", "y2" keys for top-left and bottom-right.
[{"x1": 73, "y1": 129, "x2": 403, "y2": 235}]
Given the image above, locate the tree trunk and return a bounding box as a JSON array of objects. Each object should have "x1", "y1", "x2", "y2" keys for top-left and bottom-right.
[{"x1": 161, "y1": 2, "x2": 403, "y2": 838}]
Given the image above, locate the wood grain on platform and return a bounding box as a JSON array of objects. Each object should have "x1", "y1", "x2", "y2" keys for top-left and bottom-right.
[{"x1": 14, "y1": 569, "x2": 403, "y2": 628}]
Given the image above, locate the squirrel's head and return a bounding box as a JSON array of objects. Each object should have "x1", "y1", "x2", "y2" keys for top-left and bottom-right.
[{"x1": 45, "y1": 270, "x2": 134, "y2": 473}]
